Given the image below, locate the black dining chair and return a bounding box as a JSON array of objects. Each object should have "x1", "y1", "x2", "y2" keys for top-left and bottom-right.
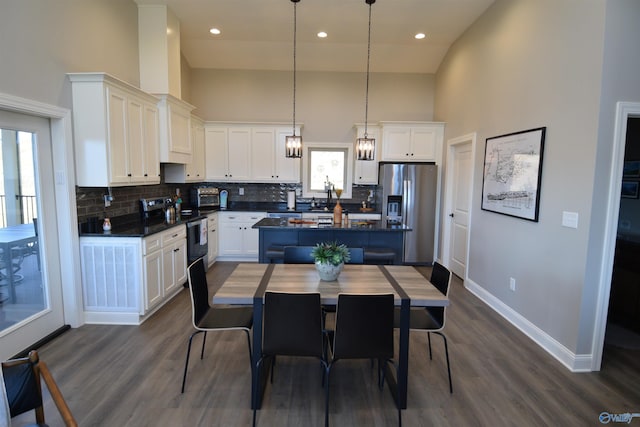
[
  {"x1": 325, "y1": 293, "x2": 400, "y2": 427},
  {"x1": 394, "y1": 261, "x2": 453, "y2": 393},
  {"x1": 181, "y1": 257, "x2": 253, "y2": 393},
  {"x1": 253, "y1": 291, "x2": 328, "y2": 426},
  {"x1": 2, "y1": 350, "x2": 77, "y2": 426}
]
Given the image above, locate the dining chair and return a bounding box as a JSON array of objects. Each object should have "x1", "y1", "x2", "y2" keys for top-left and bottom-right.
[
  {"x1": 394, "y1": 261, "x2": 453, "y2": 393},
  {"x1": 2, "y1": 350, "x2": 77, "y2": 427},
  {"x1": 253, "y1": 291, "x2": 328, "y2": 427},
  {"x1": 181, "y1": 257, "x2": 253, "y2": 393},
  {"x1": 325, "y1": 293, "x2": 400, "y2": 427}
]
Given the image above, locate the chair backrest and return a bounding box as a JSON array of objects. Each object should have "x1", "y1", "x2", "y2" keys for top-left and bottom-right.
[
  {"x1": 2, "y1": 350, "x2": 77, "y2": 426},
  {"x1": 430, "y1": 262, "x2": 451, "y2": 297},
  {"x1": 283, "y1": 246, "x2": 364, "y2": 264},
  {"x1": 427, "y1": 262, "x2": 452, "y2": 327},
  {"x1": 283, "y1": 246, "x2": 314, "y2": 264},
  {"x1": 187, "y1": 257, "x2": 211, "y2": 327},
  {"x1": 333, "y1": 293, "x2": 394, "y2": 360},
  {"x1": 262, "y1": 292, "x2": 324, "y2": 358}
]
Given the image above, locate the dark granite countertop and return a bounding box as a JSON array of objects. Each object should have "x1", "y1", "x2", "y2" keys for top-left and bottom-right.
[
  {"x1": 221, "y1": 201, "x2": 378, "y2": 214},
  {"x1": 79, "y1": 210, "x2": 212, "y2": 238},
  {"x1": 252, "y1": 217, "x2": 411, "y2": 232}
]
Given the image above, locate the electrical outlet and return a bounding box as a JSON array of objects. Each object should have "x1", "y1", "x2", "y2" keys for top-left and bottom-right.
[
  {"x1": 239, "y1": 187, "x2": 244, "y2": 196},
  {"x1": 509, "y1": 277, "x2": 516, "y2": 291}
]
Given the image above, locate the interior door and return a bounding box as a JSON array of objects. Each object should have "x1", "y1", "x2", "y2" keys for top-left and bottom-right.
[
  {"x1": 0, "y1": 110, "x2": 64, "y2": 360},
  {"x1": 445, "y1": 137, "x2": 474, "y2": 279}
]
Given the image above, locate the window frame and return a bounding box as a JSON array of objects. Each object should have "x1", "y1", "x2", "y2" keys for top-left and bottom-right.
[{"x1": 302, "y1": 142, "x2": 353, "y2": 200}]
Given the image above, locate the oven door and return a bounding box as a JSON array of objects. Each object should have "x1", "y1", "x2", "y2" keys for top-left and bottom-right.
[{"x1": 186, "y1": 219, "x2": 208, "y2": 268}]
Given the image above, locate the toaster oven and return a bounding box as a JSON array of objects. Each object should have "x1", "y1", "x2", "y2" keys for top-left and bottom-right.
[{"x1": 191, "y1": 187, "x2": 220, "y2": 208}]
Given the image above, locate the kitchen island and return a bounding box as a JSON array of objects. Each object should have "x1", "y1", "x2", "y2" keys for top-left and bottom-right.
[{"x1": 253, "y1": 217, "x2": 411, "y2": 264}]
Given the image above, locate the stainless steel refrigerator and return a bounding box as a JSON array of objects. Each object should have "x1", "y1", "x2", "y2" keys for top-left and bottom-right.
[{"x1": 379, "y1": 162, "x2": 438, "y2": 264}]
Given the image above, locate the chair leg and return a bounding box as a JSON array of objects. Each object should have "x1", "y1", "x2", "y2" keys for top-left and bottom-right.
[
  {"x1": 244, "y1": 330, "x2": 253, "y2": 365},
  {"x1": 325, "y1": 363, "x2": 334, "y2": 427},
  {"x1": 200, "y1": 331, "x2": 208, "y2": 359},
  {"x1": 181, "y1": 330, "x2": 203, "y2": 393},
  {"x1": 433, "y1": 331, "x2": 453, "y2": 394},
  {"x1": 427, "y1": 332, "x2": 433, "y2": 360}
]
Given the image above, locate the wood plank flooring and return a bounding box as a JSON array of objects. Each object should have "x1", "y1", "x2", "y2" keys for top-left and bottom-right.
[{"x1": 11, "y1": 262, "x2": 640, "y2": 426}]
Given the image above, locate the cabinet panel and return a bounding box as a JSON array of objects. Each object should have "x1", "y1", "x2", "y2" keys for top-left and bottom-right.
[
  {"x1": 144, "y1": 249, "x2": 163, "y2": 310},
  {"x1": 157, "y1": 94, "x2": 194, "y2": 164},
  {"x1": 381, "y1": 123, "x2": 444, "y2": 163},
  {"x1": 127, "y1": 98, "x2": 145, "y2": 182},
  {"x1": 411, "y1": 127, "x2": 437, "y2": 160},
  {"x1": 381, "y1": 127, "x2": 412, "y2": 161},
  {"x1": 205, "y1": 127, "x2": 229, "y2": 181},
  {"x1": 251, "y1": 128, "x2": 277, "y2": 181},
  {"x1": 106, "y1": 87, "x2": 129, "y2": 184},
  {"x1": 143, "y1": 104, "x2": 160, "y2": 183},
  {"x1": 207, "y1": 213, "x2": 218, "y2": 266},
  {"x1": 228, "y1": 128, "x2": 251, "y2": 180}
]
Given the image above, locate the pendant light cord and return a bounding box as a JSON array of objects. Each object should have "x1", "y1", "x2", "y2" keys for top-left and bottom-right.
[
  {"x1": 292, "y1": 0, "x2": 298, "y2": 136},
  {"x1": 364, "y1": 0, "x2": 373, "y2": 138}
]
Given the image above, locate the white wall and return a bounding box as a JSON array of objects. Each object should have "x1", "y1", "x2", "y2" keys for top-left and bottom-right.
[
  {"x1": 435, "y1": 0, "x2": 607, "y2": 358},
  {"x1": 0, "y1": 0, "x2": 140, "y2": 109},
  {"x1": 188, "y1": 69, "x2": 435, "y2": 142}
]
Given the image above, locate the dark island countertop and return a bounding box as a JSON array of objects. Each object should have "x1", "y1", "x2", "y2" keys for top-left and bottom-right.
[{"x1": 252, "y1": 217, "x2": 411, "y2": 232}]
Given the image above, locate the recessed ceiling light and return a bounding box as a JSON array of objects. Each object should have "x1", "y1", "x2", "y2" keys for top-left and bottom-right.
[
  {"x1": 209, "y1": 28, "x2": 221, "y2": 35},
  {"x1": 317, "y1": 31, "x2": 328, "y2": 38},
  {"x1": 415, "y1": 33, "x2": 426, "y2": 40}
]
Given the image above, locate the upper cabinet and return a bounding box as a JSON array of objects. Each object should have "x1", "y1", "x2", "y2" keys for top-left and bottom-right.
[
  {"x1": 156, "y1": 94, "x2": 194, "y2": 164},
  {"x1": 380, "y1": 122, "x2": 444, "y2": 163},
  {"x1": 68, "y1": 73, "x2": 161, "y2": 187},
  {"x1": 205, "y1": 123, "x2": 301, "y2": 183},
  {"x1": 164, "y1": 115, "x2": 205, "y2": 183},
  {"x1": 353, "y1": 124, "x2": 380, "y2": 185}
]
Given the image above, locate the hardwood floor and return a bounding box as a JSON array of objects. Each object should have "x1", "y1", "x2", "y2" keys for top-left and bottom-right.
[{"x1": 11, "y1": 262, "x2": 640, "y2": 426}]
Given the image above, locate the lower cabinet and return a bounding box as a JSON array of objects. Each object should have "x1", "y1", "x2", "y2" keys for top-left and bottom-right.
[
  {"x1": 80, "y1": 224, "x2": 187, "y2": 325},
  {"x1": 218, "y1": 211, "x2": 266, "y2": 261},
  {"x1": 207, "y1": 212, "x2": 218, "y2": 267}
]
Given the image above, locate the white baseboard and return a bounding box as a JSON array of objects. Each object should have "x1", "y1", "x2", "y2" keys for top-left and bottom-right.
[{"x1": 464, "y1": 278, "x2": 593, "y2": 372}]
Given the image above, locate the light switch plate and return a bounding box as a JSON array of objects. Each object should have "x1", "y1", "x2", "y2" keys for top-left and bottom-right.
[{"x1": 562, "y1": 211, "x2": 579, "y2": 229}]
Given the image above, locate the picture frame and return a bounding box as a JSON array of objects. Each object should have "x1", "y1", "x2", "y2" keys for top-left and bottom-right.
[
  {"x1": 621, "y1": 181, "x2": 639, "y2": 199},
  {"x1": 623, "y1": 160, "x2": 640, "y2": 178},
  {"x1": 481, "y1": 127, "x2": 546, "y2": 222}
]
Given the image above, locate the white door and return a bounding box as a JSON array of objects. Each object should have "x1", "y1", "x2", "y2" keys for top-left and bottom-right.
[
  {"x1": 0, "y1": 110, "x2": 65, "y2": 360},
  {"x1": 443, "y1": 134, "x2": 476, "y2": 280}
]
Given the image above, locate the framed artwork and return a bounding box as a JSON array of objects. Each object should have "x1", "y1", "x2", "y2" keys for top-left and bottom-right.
[
  {"x1": 623, "y1": 160, "x2": 640, "y2": 178},
  {"x1": 621, "y1": 181, "x2": 639, "y2": 199},
  {"x1": 481, "y1": 127, "x2": 546, "y2": 222}
]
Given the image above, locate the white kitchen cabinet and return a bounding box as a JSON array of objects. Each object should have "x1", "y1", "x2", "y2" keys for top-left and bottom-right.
[
  {"x1": 380, "y1": 122, "x2": 444, "y2": 162},
  {"x1": 80, "y1": 224, "x2": 187, "y2": 325},
  {"x1": 205, "y1": 123, "x2": 300, "y2": 183},
  {"x1": 204, "y1": 125, "x2": 251, "y2": 181},
  {"x1": 217, "y1": 212, "x2": 266, "y2": 260},
  {"x1": 207, "y1": 212, "x2": 218, "y2": 267},
  {"x1": 162, "y1": 226, "x2": 188, "y2": 295},
  {"x1": 68, "y1": 72, "x2": 161, "y2": 187},
  {"x1": 156, "y1": 93, "x2": 195, "y2": 164},
  {"x1": 353, "y1": 124, "x2": 381, "y2": 184},
  {"x1": 164, "y1": 115, "x2": 205, "y2": 183}
]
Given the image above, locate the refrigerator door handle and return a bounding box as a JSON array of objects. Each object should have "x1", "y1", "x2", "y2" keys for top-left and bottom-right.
[{"x1": 403, "y1": 178, "x2": 411, "y2": 225}]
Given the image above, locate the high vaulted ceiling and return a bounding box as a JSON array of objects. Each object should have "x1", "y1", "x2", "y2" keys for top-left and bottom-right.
[{"x1": 134, "y1": 0, "x2": 494, "y2": 74}]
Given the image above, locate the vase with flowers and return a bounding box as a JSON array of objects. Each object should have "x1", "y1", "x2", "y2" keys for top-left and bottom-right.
[{"x1": 311, "y1": 241, "x2": 351, "y2": 281}]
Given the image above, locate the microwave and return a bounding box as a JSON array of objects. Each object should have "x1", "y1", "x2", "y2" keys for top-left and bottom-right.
[{"x1": 191, "y1": 187, "x2": 220, "y2": 208}]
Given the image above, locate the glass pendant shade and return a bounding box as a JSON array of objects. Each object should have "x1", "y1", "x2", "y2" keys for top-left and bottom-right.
[
  {"x1": 285, "y1": 134, "x2": 302, "y2": 158},
  {"x1": 356, "y1": 136, "x2": 375, "y2": 161}
]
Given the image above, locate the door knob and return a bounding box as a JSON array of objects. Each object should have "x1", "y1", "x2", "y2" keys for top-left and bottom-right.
[{"x1": 449, "y1": 213, "x2": 454, "y2": 218}]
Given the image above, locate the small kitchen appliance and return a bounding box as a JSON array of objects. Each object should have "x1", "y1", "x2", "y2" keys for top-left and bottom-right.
[
  {"x1": 219, "y1": 190, "x2": 229, "y2": 209},
  {"x1": 190, "y1": 187, "x2": 220, "y2": 209}
]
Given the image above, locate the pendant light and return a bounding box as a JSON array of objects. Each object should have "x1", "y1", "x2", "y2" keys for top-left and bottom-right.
[
  {"x1": 285, "y1": 0, "x2": 302, "y2": 158},
  {"x1": 356, "y1": 0, "x2": 376, "y2": 161}
]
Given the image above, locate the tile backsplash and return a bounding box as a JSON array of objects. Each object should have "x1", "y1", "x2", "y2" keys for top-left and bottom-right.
[{"x1": 76, "y1": 177, "x2": 375, "y2": 224}]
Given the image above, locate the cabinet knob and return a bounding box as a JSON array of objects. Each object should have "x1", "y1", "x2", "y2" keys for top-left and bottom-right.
[
  {"x1": 127, "y1": 173, "x2": 132, "y2": 177},
  {"x1": 144, "y1": 173, "x2": 148, "y2": 177},
  {"x1": 174, "y1": 248, "x2": 179, "y2": 252}
]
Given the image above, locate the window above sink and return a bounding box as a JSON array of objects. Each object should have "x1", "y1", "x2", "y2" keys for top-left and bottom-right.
[{"x1": 302, "y1": 142, "x2": 354, "y2": 200}]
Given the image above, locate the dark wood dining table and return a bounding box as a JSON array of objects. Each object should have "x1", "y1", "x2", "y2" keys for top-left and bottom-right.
[{"x1": 212, "y1": 263, "x2": 449, "y2": 410}]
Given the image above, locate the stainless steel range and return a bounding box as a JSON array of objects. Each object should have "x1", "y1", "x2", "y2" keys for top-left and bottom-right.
[{"x1": 140, "y1": 196, "x2": 208, "y2": 269}]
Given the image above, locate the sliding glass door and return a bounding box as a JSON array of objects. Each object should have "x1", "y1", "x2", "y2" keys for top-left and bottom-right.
[{"x1": 0, "y1": 109, "x2": 64, "y2": 360}]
